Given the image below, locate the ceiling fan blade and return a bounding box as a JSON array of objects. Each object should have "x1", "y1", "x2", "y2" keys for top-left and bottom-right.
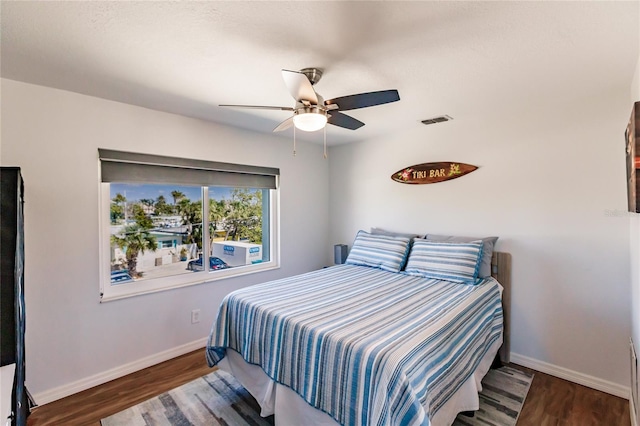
[
  {"x1": 324, "y1": 89, "x2": 400, "y2": 111},
  {"x1": 282, "y1": 69, "x2": 318, "y2": 105},
  {"x1": 327, "y1": 111, "x2": 365, "y2": 130},
  {"x1": 273, "y1": 116, "x2": 294, "y2": 132},
  {"x1": 219, "y1": 104, "x2": 294, "y2": 111}
]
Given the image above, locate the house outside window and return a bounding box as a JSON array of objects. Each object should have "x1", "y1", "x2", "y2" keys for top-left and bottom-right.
[{"x1": 99, "y1": 149, "x2": 279, "y2": 301}]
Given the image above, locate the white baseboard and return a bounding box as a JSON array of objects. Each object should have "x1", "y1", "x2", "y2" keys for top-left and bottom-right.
[
  {"x1": 30, "y1": 346, "x2": 632, "y2": 408},
  {"x1": 510, "y1": 352, "x2": 630, "y2": 399},
  {"x1": 32, "y1": 337, "x2": 208, "y2": 406}
]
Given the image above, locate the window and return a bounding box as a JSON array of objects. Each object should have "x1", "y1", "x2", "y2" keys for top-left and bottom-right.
[
  {"x1": 99, "y1": 149, "x2": 279, "y2": 301},
  {"x1": 207, "y1": 187, "x2": 271, "y2": 268}
]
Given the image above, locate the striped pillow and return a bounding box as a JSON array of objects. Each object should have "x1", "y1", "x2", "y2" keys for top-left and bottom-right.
[
  {"x1": 345, "y1": 230, "x2": 411, "y2": 272},
  {"x1": 404, "y1": 239, "x2": 484, "y2": 284}
]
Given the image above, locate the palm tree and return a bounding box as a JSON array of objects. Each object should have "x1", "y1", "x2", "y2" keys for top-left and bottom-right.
[
  {"x1": 209, "y1": 199, "x2": 228, "y2": 233},
  {"x1": 155, "y1": 195, "x2": 172, "y2": 215},
  {"x1": 177, "y1": 198, "x2": 203, "y2": 248},
  {"x1": 171, "y1": 190, "x2": 185, "y2": 215},
  {"x1": 224, "y1": 189, "x2": 262, "y2": 242},
  {"x1": 171, "y1": 190, "x2": 185, "y2": 206},
  {"x1": 111, "y1": 224, "x2": 158, "y2": 278},
  {"x1": 111, "y1": 193, "x2": 127, "y2": 224}
]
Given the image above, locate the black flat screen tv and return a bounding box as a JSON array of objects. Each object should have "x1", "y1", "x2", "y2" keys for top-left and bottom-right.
[
  {"x1": 0, "y1": 167, "x2": 28, "y2": 425},
  {"x1": 1, "y1": 168, "x2": 22, "y2": 366}
]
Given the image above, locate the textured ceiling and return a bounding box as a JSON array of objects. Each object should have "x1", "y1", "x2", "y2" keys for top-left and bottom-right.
[{"x1": 1, "y1": 1, "x2": 638, "y2": 145}]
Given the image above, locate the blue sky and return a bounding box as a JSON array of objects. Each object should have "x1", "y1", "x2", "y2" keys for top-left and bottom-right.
[{"x1": 110, "y1": 183, "x2": 232, "y2": 202}]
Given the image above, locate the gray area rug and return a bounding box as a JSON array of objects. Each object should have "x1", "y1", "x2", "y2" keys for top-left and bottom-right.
[
  {"x1": 453, "y1": 366, "x2": 534, "y2": 426},
  {"x1": 102, "y1": 366, "x2": 533, "y2": 426}
]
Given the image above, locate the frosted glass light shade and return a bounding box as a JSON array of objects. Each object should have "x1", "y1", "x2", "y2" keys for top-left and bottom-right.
[{"x1": 293, "y1": 112, "x2": 327, "y2": 132}]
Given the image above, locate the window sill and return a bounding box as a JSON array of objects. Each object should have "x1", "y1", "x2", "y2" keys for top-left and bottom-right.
[{"x1": 100, "y1": 261, "x2": 280, "y2": 302}]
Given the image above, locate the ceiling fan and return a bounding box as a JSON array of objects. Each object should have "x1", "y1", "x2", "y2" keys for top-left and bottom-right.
[{"x1": 220, "y1": 68, "x2": 400, "y2": 133}]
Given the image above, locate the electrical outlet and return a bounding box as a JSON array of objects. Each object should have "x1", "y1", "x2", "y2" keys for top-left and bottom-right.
[{"x1": 191, "y1": 309, "x2": 201, "y2": 324}]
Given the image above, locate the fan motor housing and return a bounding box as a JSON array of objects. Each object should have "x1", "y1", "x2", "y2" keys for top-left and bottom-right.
[{"x1": 300, "y1": 68, "x2": 323, "y2": 85}]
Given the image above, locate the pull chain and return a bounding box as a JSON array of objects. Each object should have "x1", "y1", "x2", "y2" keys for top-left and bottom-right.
[
  {"x1": 292, "y1": 124, "x2": 327, "y2": 158},
  {"x1": 323, "y1": 125, "x2": 327, "y2": 159}
]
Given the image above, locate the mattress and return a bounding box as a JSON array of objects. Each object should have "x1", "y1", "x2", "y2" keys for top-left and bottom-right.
[{"x1": 206, "y1": 264, "x2": 503, "y2": 426}]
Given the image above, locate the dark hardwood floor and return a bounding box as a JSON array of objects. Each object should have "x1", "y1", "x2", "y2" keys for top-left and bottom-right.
[
  {"x1": 27, "y1": 350, "x2": 212, "y2": 426},
  {"x1": 27, "y1": 349, "x2": 630, "y2": 425},
  {"x1": 516, "y1": 365, "x2": 630, "y2": 426}
]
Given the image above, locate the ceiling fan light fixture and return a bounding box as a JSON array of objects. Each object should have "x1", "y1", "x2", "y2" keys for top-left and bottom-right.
[
  {"x1": 220, "y1": 68, "x2": 400, "y2": 133},
  {"x1": 293, "y1": 108, "x2": 327, "y2": 132}
]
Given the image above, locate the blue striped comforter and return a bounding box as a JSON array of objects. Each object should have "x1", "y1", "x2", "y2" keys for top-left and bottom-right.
[{"x1": 206, "y1": 265, "x2": 503, "y2": 426}]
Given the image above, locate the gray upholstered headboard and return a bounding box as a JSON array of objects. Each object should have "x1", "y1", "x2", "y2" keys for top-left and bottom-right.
[{"x1": 491, "y1": 251, "x2": 511, "y2": 364}]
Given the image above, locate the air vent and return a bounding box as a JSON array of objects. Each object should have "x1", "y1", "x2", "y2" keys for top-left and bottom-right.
[{"x1": 421, "y1": 115, "x2": 453, "y2": 125}]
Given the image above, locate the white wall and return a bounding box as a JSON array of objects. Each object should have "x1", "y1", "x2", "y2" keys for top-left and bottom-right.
[
  {"x1": 0, "y1": 79, "x2": 329, "y2": 400},
  {"x1": 328, "y1": 89, "x2": 632, "y2": 393}
]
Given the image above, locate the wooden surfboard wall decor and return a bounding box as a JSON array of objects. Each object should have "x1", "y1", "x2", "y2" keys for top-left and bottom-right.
[{"x1": 391, "y1": 162, "x2": 478, "y2": 184}]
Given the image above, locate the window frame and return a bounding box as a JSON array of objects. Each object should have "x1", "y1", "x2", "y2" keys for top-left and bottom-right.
[{"x1": 98, "y1": 151, "x2": 280, "y2": 302}]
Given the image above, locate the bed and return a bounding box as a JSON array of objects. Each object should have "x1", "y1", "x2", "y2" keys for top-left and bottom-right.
[{"x1": 206, "y1": 232, "x2": 511, "y2": 426}]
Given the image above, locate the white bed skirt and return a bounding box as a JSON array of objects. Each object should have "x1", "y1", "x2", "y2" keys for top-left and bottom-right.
[{"x1": 217, "y1": 336, "x2": 503, "y2": 426}]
